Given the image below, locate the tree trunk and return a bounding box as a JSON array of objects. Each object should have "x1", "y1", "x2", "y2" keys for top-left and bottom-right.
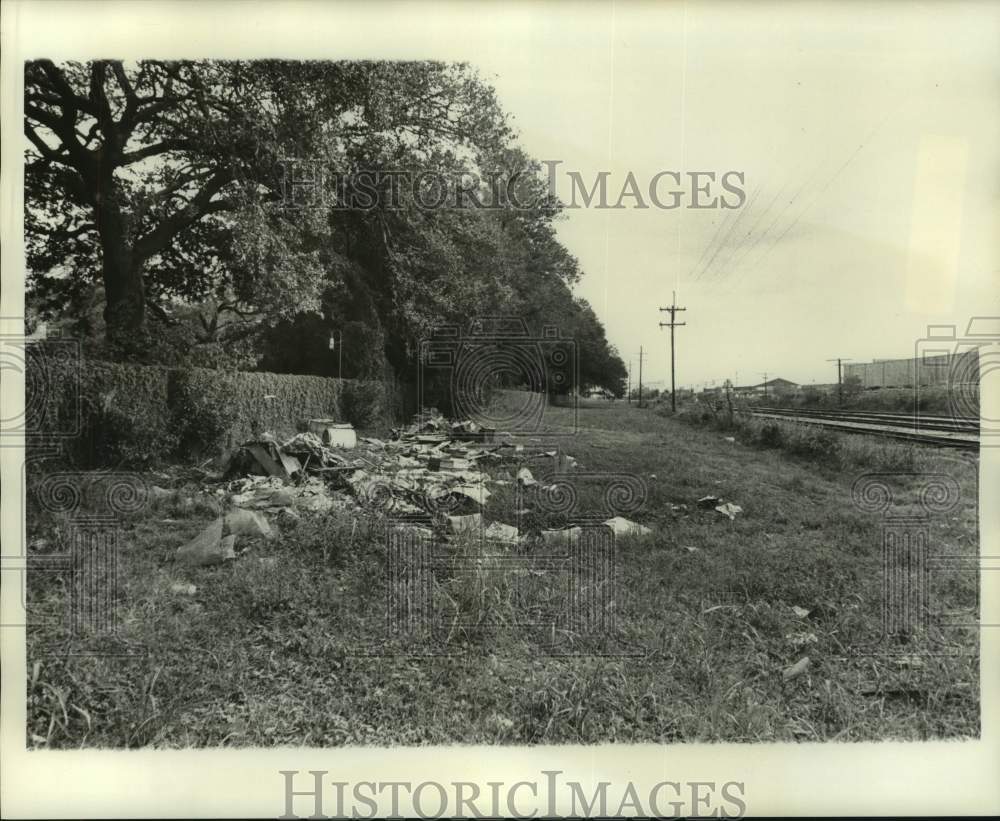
[{"x1": 95, "y1": 188, "x2": 147, "y2": 353}]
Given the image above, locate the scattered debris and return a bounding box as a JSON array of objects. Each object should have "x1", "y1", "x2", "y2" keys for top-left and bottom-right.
[
  {"x1": 791, "y1": 605, "x2": 812, "y2": 618},
  {"x1": 540, "y1": 527, "x2": 582, "y2": 546},
  {"x1": 697, "y1": 495, "x2": 721, "y2": 509},
  {"x1": 714, "y1": 502, "x2": 743, "y2": 520},
  {"x1": 603, "y1": 516, "x2": 652, "y2": 537},
  {"x1": 517, "y1": 467, "x2": 537, "y2": 487},
  {"x1": 682, "y1": 545, "x2": 699, "y2": 553},
  {"x1": 227, "y1": 437, "x2": 302, "y2": 481},
  {"x1": 448, "y1": 513, "x2": 483, "y2": 534},
  {"x1": 182, "y1": 406, "x2": 599, "y2": 563},
  {"x1": 170, "y1": 582, "x2": 197, "y2": 596},
  {"x1": 782, "y1": 656, "x2": 811, "y2": 681},
  {"x1": 786, "y1": 632, "x2": 818, "y2": 648},
  {"x1": 224, "y1": 509, "x2": 273, "y2": 539},
  {"x1": 177, "y1": 519, "x2": 231, "y2": 566},
  {"x1": 484, "y1": 522, "x2": 520, "y2": 544},
  {"x1": 177, "y1": 509, "x2": 272, "y2": 565},
  {"x1": 308, "y1": 419, "x2": 357, "y2": 449},
  {"x1": 723, "y1": 436, "x2": 736, "y2": 443}
]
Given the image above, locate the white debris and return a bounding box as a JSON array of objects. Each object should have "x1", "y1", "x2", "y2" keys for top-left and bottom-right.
[
  {"x1": 177, "y1": 519, "x2": 236, "y2": 566},
  {"x1": 484, "y1": 522, "x2": 520, "y2": 543},
  {"x1": 782, "y1": 656, "x2": 811, "y2": 681},
  {"x1": 714, "y1": 502, "x2": 743, "y2": 520},
  {"x1": 540, "y1": 527, "x2": 582, "y2": 546},
  {"x1": 223, "y1": 509, "x2": 273, "y2": 539},
  {"x1": 450, "y1": 484, "x2": 491, "y2": 506},
  {"x1": 447, "y1": 513, "x2": 483, "y2": 534},
  {"x1": 602, "y1": 516, "x2": 652, "y2": 537}
]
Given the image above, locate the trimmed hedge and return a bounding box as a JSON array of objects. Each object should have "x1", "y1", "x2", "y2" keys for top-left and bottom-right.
[
  {"x1": 170, "y1": 367, "x2": 346, "y2": 455},
  {"x1": 25, "y1": 342, "x2": 398, "y2": 466}
]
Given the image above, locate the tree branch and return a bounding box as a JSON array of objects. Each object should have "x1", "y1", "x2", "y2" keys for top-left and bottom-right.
[
  {"x1": 133, "y1": 169, "x2": 234, "y2": 262},
  {"x1": 120, "y1": 138, "x2": 193, "y2": 165}
]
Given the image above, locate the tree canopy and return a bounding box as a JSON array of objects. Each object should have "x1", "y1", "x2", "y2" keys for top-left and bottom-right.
[{"x1": 25, "y1": 59, "x2": 626, "y2": 394}]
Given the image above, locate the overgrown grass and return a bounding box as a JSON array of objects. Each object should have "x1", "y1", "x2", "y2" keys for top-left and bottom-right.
[
  {"x1": 763, "y1": 384, "x2": 975, "y2": 417},
  {"x1": 668, "y1": 401, "x2": 934, "y2": 472},
  {"x1": 25, "y1": 396, "x2": 979, "y2": 746}
]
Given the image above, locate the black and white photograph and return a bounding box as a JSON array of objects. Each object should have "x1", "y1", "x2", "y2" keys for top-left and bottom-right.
[{"x1": 2, "y1": 0, "x2": 998, "y2": 817}]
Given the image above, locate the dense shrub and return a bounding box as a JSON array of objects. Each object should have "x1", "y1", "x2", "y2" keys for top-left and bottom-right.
[
  {"x1": 27, "y1": 345, "x2": 177, "y2": 466},
  {"x1": 340, "y1": 379, "x2": 385, "y2": 430},
  {"x1": 758, "y1": 422, "x2": 784, "y2": 448},
  {"x1": 25, "y1": 343, "x2": 392, "y2": 465}
]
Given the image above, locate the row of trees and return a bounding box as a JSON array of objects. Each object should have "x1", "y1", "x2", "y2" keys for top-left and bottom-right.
[{"x1": 25, "y1": 59, "x2": 627, "y2": 394}]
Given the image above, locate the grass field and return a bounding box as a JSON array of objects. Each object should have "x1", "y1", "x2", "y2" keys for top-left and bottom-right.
[{"x1": 25, "y1": 398, "x2": 980, "y2": 746}]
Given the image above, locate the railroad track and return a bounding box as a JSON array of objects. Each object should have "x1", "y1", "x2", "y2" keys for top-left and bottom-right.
[{"x1": 750, "y1": 406, "x2": 979, "y2": 449}]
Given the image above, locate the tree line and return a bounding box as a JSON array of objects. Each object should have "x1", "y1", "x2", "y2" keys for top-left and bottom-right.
[{"x1": 25, "y1": 59, "x2": 627, "y2": 395}]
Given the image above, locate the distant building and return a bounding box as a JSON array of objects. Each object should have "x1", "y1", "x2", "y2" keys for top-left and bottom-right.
[{"x1": 733, "y1": 377, "x2": 798, "y2": 397}]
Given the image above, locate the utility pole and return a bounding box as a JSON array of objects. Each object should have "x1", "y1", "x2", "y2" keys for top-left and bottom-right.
[
  {"x1": 760, "y1": 371, "x2": 768, "y2": 401},
  {"x1": 827, "y1": 357, "x2": 852, "y2": 405},
  {"x1": 329, "y1": 329, "x2": 344, "y2": 379},
  {"x1": 658, "y1": 291, "x2": 687, "y2": 412},
  {"x1": 627, "y1": 361, "x2": 632, "y2": 404},
  {"x1": 636, "y1": 347, "x2": 646, "y2": 408}
]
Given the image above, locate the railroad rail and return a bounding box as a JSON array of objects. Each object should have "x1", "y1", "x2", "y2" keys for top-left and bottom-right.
[{"x1": 750, "y1": 406, "x2": 979, "y2": 449}]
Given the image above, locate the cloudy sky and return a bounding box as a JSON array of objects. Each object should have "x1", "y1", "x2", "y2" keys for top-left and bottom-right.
[
  {"x1": 10, "y1": 1, "x2": 999, "y2": 389},
  {"x1": 471, "y1": 1, "x2": 1000, "y2": 388}
]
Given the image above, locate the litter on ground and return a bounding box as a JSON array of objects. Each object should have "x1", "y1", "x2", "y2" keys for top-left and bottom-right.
[{"x1": 603, "y1": 516, "x2": 652, "y2": 537}]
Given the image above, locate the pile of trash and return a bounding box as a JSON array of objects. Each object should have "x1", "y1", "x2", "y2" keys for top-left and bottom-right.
[{"x1": 175, "y1": 409, "x2": 655, "y2": 566}]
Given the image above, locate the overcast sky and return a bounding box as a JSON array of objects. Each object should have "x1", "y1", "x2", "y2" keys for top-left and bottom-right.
[
  {"x1": 469, "y1": 1, "x2": 1000, "y2": 388},
  {"x1": 9, "y1": 1, "x2": 999, "y2": 389}
]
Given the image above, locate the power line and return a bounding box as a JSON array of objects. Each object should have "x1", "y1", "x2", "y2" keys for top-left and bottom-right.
[{"x1": 658, "y1": 291, "x2": 687, "y2": 412}]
